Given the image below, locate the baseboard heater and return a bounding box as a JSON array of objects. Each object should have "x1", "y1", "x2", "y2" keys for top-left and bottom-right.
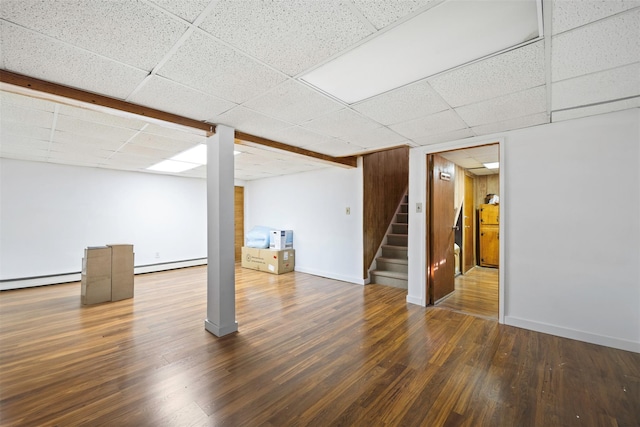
[{"x1": 0, "y1": 258, "x2": 208, "y2": 291}]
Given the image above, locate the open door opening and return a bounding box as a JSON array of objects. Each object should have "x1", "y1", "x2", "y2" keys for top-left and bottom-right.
[{"x1": 425, "y1": 144, "x2": 500, "y2": 319}]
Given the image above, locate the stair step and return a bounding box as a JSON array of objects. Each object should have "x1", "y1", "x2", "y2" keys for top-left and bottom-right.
[
  {"x1": 387, "y1": 234, "x2": 407, "y2": 246},
  {"x1": 396, "y1": 213, "x2": 408, "y2": 224},
  {"x1": 399, "y1": 203, "x2": 408, "y2": 214},
  {"x1": 382, "y1": 245, "x2": 407, "y2": 259},
  {"x1": 376, "y1": 257, "x2": 408, "y2": 265},
  {"x1": 376, "y1": 257, "x2": 408, "y2": 273},
  {"x1": 403, "y1": 194, "x2": 408, "y2": 203},
  {"x1": 392, "y1": 223, "x2": 408, "y2": 234},
  {"x1": 370, "y1": 270, "x2": 408, "y2": 288}
]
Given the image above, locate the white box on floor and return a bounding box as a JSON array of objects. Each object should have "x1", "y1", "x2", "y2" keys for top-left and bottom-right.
[{"x1": 270, "y1": 230, "x2": 293, "y2": 250}]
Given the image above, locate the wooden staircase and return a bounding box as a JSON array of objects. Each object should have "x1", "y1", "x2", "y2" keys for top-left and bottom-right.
[{"x1": 370, "y1": 194, "x2": 408, "y2": 289}]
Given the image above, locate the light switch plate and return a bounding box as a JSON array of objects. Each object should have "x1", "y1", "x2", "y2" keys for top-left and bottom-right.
[{"x1": 416, "y1": 203, "x2": 422, "y2": 213}]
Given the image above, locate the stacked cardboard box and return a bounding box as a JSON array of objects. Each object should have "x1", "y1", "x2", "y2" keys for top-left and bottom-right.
[
  {"x1": 241, "y1": 247, "x2": 295, "y2": 274},
  {"x1": 108, "y1": 244, "x2": 134, "y2": 301},
  {"x1": 81, "y1": 244, "x2": 134, "y2": 304},
  {"x1": 81, "y1": 246, "x2": 112, "y2": 305}
]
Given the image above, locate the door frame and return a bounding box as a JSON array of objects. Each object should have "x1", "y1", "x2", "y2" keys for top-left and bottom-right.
[{"x1": 406, "y1": 137, "x2": 505, "y2": 323}]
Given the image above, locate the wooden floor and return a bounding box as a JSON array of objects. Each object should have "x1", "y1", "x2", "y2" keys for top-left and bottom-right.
[
  {"x1": 437, "y1": 267, "x2": 499, "y2": 320},
  {"x1": 1, "y1": 266, "x2": 639, "y2": 426}
]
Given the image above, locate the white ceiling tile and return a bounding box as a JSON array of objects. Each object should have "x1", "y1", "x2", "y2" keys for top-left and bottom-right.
[
  {"x1": 142, "y1": 123, "x2": 207, "y2": 143},
  {"x1": 411, "y1": 128, "x2": 475, "y2": 146},
  {"x1": 551, "y1": 8, "x2": 640, "y2": 82},
  {"x1": 0, "y1": 136, "x2": 49, "y2": 151},
  {"x1": 102, "y1": 152, "x2": 159, "y2": 168},
  {"x1": 57, "y1": 105, "x2": 147, "y2": 131},
  {"x1": 345, "y1": 126, "x2": 407, "y2": 148},
  {"x1": 48, "y1": 142, "x2": 113, "y2": 158},
  {"x1": 552, "y1": 97, "x2": 640, "y2": 121},
  {"x1": 158, "y1": 31, "x2": 286, "y2": 104},
  {"x1": 1, "y1": 103, "x2": 53, "y2": 127},
  {"x1": 268, "y1": 126, "x2": 339, "y2": 148},
  {"x1": 352, "y1": 80, "x2": 449, "y2": 125},
  {"x1": 148, "y1": 0, "x2": 211, "y2": 22},
  {"x1": 46, "y1": 156, "x2": 101, "y2": 168},
  {"x1": 129, "y1": 76, "x2": 237, "y2": 122},
  {"x1": 0, "y1": 22, "x2": 148, "y2": 99},
  {"x1": 215, "y1": 107, "x2": 292, "y2": 139},
  {"x1": 117, "y1": 143, "x2": 174, "y2": 159},
  {"x1": 305, "y1": 140, "x2": 365, "y2": 156},
  {"x1": 243, "y1": 80, "x2": 343, "y2": 124},
  {"x1": 552, "y1": 0, "x2": 640, "y2": 35},
  {"x1": 52, "y1": 131, "x2": 124, "y2": 151},
  {"x1": 130, "y1": 132, "x2": 198, "y2": 153},
  {"x1": 472, "y1": 112, "x2": 549, "y2": 136},
  {"x1": 429, "y1": 40, "x2": 545, "y2": 107},
  {"x1": 0, "y1": 120, "x2": 51, "y2": 141},
  {"x1": 0, "y1": 91, "x2": 56, "y2": 112},
  {"x1": 455, "y1": 86, "x2": 547, "y2": 127},
  {"x1": 0, "y1": 0, "x2": 189, "y2": 71},
  {"x1": 199, "y1": 0, "x2": 373, "y2": 76},
  {"x1": 351, "y1": 0, "x2": 442, "y2": 30},
  {"x1": 301, "y1": 108, "x2": 382, "y2": 139},
  {"x1": 389, "y1": 110, "x2": 468, "y2": 139},
  {"x1": 55, "y1": 115, "x2": 138, "y2": 142},
  {"x1": 552, "y1": 63, "x2": 640, "y2": 110}
]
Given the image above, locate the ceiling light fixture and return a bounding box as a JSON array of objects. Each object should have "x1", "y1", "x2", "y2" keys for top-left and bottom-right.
[
  {"x1": 483, "y1": 162, "x2": 500, "y2": 169},
  {"x1": 147, "y1": 159, "x2": 200, "y2": 173},
  {"x1": 300, "y1": 0, "x2": 541, "y2": 104}
]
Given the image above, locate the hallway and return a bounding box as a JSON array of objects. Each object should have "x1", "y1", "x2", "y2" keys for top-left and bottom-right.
[{"x1": 437, "y1": 267, "x2": 499, "y2": 320}]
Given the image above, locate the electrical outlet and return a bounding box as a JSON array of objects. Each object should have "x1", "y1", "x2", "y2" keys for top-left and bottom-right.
[
  {"x1": 155, "y1": 252, "x2": 160, "y2": 259},
  {"x1": 416, "y1": 203, "x2": 422, "y2": 213},
  {"x1": 346, "y1": 207, "x2": 351, "y2": 215}
]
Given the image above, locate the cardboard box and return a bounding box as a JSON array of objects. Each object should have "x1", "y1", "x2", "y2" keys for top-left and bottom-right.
[
  {"x1": 81, "y1": 246, "x2": 112, "y2": 305},
  {"x1": 242, "y1": 247, "x2": 295, "y2": 274},
  {"x1": 269, "y1": 230, "x2": 293, "y2": 250},
  {"x1": 108, "y1": 244, "x2": 134, "y2": 301}
]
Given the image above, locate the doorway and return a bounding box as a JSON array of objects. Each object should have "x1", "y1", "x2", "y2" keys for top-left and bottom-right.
[{"x1": 425, "y1": 144, "x2": 500, "y2": 319}]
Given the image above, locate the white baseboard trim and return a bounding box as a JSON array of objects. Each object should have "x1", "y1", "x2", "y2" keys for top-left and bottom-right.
[
  {"x1": 0, "y1": 273, "x2": 81, "y2": 290},
  {"x1": 293, "y1": 266, "x2": 366, "y2": 285},
  {"x1": 505, "y1": 316, "x2": 640, "y2": 353},
  {"x1": 406, "y1": 294, "x2": 425, "y2": 306},
  {"x1": 1, "y1": 258, "x2": 208, "y2": 291}
]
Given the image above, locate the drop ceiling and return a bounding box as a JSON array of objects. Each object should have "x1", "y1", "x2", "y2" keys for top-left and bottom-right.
[{"x1": 0, "y1": 0, "x2": 638, "y2": 181}]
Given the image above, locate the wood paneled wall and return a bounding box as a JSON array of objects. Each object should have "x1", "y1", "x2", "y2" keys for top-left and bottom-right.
[
  {"x1": 363, "y1": 146, "x2": 409, "y2": 278},
  {"x1": 234, "y1": 186, "x2": 244, "y2": 262},
  {"x1": 474, "y1": 174, "x2": 500, "y2": 206}
]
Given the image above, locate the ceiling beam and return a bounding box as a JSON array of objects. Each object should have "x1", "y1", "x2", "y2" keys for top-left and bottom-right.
[
  {"x1": 0, "y1": 69, "x2": 215, "y2": 135},
  {"x1": 1, "y1": 70, "x2": 358, "y2": 168},
  {"x1": 235, "y1": 131, "x2": 358, "y2": 168}
]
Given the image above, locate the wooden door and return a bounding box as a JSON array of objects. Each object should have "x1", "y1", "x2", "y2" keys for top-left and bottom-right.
[
  {"x1": 463, "y1": 174, "x2": 474, "y2": 273},
  {"x1": 234, "y1": 186, "x2": 244, "y2": 262},
  {"x1": 427, "y1": 154, "x2": 456, "y2": 303}
]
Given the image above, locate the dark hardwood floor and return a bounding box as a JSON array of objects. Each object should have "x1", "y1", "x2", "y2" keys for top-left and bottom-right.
[
  {"x1": 1, "y1": 266, "x2": 638, "y2": 426},
  {"x1": 437, "y1": 266, "x2": 499, "y2": 320}
]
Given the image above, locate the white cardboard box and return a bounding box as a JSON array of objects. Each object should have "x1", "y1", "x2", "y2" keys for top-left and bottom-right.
[{"x1": 270, "y1": 230, "x2": 293, "y2": 250}]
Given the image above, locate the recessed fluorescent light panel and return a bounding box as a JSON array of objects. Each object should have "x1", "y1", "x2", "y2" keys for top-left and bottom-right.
[
  {"x1": 147, "y1": 145, "x2": 242, "y2": 173},
  {"x1": 483, "y1": 162, "x2": 500, "y2": 169},
  {"x1": 300, "y1": 0, "x2": 541, "y2": 104},
  {"x1": 148, "y1": 159, "x2": 200, "y2": 173}
]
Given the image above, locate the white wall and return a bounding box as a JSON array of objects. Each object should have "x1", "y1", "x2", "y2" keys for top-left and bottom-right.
[
  {"x1": 245, "y1": 163, "x2": 364, "y2": 285},
  {"x1": 407, "y1": 108, "x2": 640, "y2": 353},
  {"x1": 0, "y1": 159, "x2": 207, "y2": 288}
]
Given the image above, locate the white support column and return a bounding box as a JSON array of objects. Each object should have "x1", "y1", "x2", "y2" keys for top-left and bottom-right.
[{"x1": 204, "y1": 125, "x2": 238, "y2": 337}]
